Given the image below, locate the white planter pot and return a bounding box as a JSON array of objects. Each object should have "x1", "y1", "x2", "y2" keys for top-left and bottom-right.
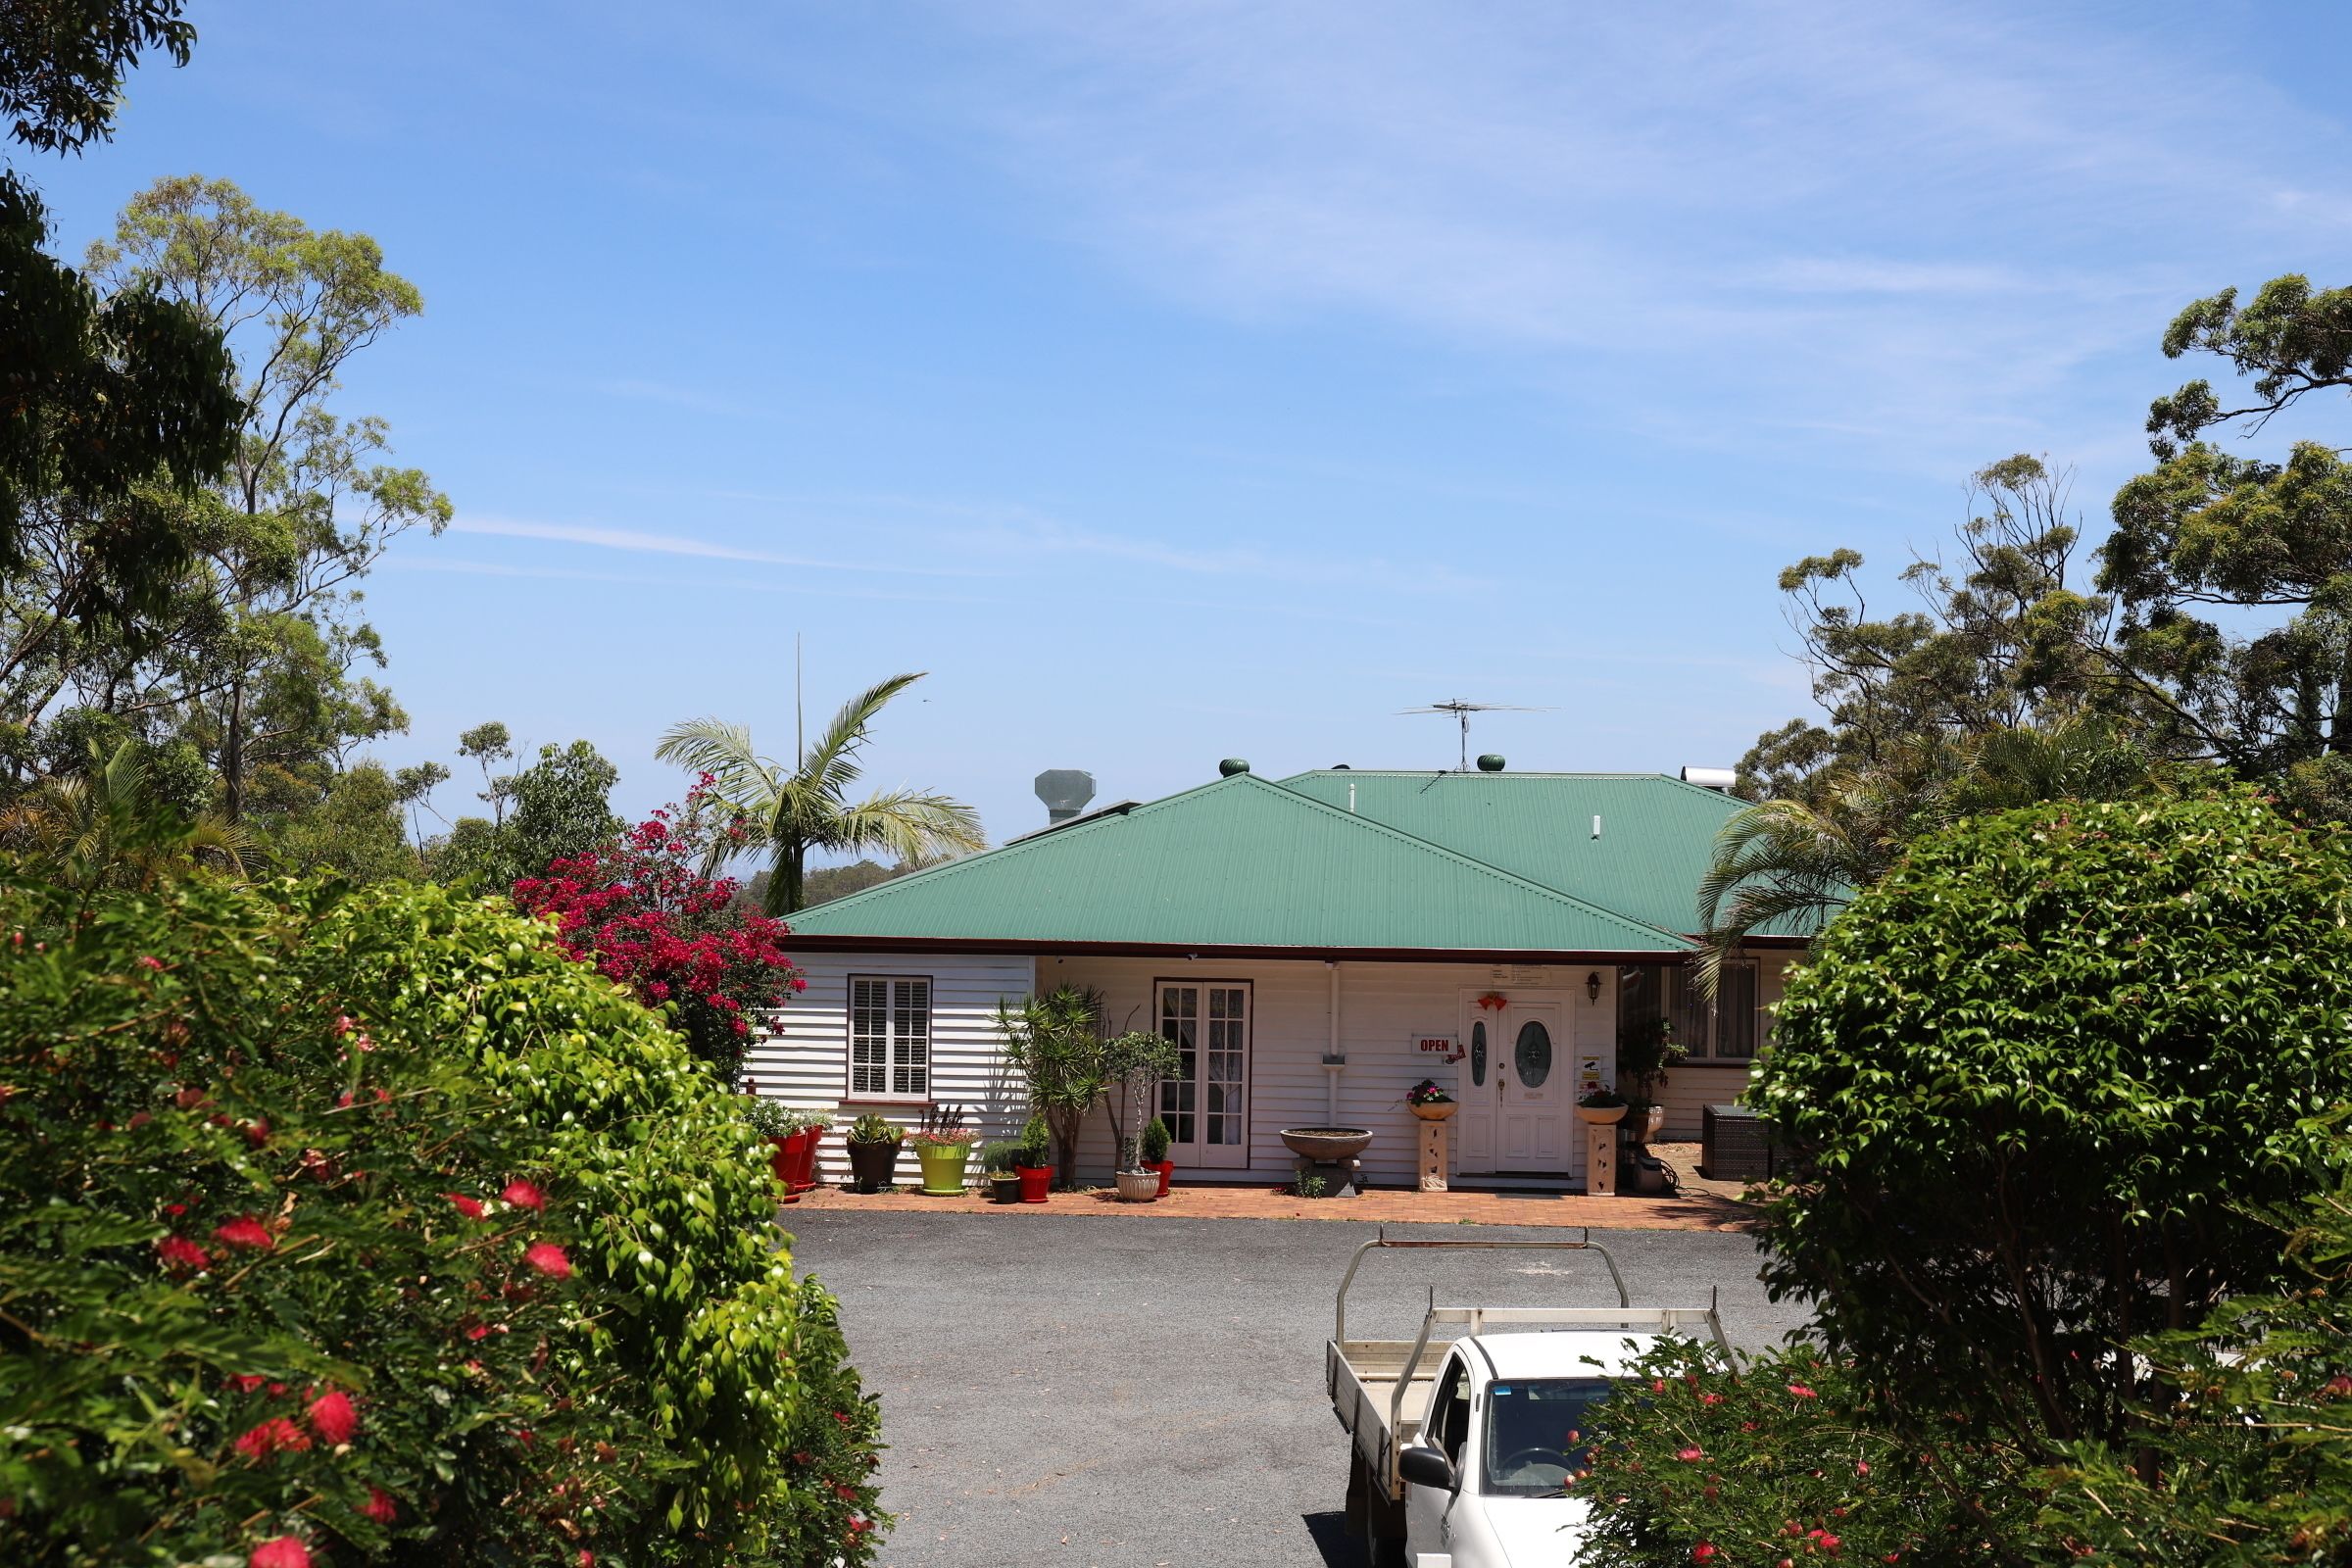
[{"x1": 1113, "y1": 1169, "x2": 1160, "y2": 1202}]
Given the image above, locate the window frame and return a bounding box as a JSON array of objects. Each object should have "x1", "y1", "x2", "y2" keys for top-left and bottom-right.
[
  {"x1": 1152, "y1": 977, "x2": 1253, "y2": 1163},
  {"x1": 844, "y1": 973, "x2": 935, "y2": 1103},
  {"x1": 1617, "y1": 961, "x2": 1764, "y2": 1064}
]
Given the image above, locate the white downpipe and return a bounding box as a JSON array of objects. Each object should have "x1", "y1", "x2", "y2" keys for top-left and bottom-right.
[{"x1": 1325, "y1": 962, "x2": 1344, "y2": 1123}]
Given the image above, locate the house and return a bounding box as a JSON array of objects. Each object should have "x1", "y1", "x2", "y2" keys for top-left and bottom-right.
[{"x1": 747, "y1": 760, "x2": 1810, "y2": 1190}]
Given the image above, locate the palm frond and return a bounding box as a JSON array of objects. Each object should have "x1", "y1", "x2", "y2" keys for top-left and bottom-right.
[
  {"x1": 822, "y1": 788, "x2": 987, "y2": 862},
  {"x1": 803, "y1": 672, "x2": 925, "y2": 793}
]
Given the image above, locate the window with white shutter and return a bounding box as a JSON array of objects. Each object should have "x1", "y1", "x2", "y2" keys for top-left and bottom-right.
[{"x1": 848, "y1": 976, "x2": 931, "y2": 1099}]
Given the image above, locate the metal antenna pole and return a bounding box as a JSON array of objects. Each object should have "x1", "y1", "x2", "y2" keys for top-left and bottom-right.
[{"x1": 795, "y1": 632, "x2": 805, "y2": 767}]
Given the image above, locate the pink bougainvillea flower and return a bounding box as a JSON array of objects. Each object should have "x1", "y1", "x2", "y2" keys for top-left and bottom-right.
[
  {"x1": 332, "y1": 1014, "x2": 356, "y2": 1037},
  {"x1": 233, "y1": 1417, "x2": 312, "y2": 1461},
  {"x1": 501, "y1": 1179, "x2": 546, "y2": 1211},
  {"x1": 157, "y1": 1235, "x2": 210, "y2": 1272},
  {"x1": 523, "y1": 1242, "x2": 571, "y2": 1279},
  {"x1": 362, "y1": 1487, "x2": 399, "y2": 1524},
  {"x1": 214, "y1": 1215, "x2": 274, "y2": 1251},
  {"x1": 249, "y1": 1538, "x2": 313, "y2": 1568},
  {"x1": 446, "y1": 1193, "x2": 487, "y2": 1220},
  {"x1": 306, "y1": 1388, "x2": 359, "y2": 1446}
]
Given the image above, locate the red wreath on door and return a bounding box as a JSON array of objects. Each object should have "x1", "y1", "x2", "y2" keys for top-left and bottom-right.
[{"x1": 1475, "y1": 992, "x2": 1508, "y2": 1011}]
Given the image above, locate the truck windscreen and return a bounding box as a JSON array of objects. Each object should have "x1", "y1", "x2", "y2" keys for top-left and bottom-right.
[{"x1": 1482, "y1": 1377, "x2": 1612, "y2": 1495}]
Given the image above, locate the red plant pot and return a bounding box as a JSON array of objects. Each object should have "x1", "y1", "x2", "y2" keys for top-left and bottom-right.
[
  {"x1": 782, "y1": 1129, "x2": 821, "y2": 1196},
  {"x1": 766, "y1": 1135, "x2": 797, "y2": 1203},
  {"x1": 1151, "y1": 1159, "x2": 1173, "y2": 1198},
  {"x1": 1014, "y1": 1164, "x2": 1052, "y2": 1204}
]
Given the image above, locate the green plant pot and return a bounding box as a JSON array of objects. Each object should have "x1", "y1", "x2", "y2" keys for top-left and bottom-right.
[{"x1": 915, "y1": 1143, "x2": 971, "y2": 1196}]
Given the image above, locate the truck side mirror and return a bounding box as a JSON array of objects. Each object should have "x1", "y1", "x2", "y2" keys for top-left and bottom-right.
[{"x1": 1398, "y1": 1444, "x2": 1455, "y2": 1492}]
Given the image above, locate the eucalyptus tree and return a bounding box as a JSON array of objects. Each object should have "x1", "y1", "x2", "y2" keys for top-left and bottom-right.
[
  {"x1": 657, "y1": 672, "x2": 985, "y2": 914},
  {"x1": 81, "y1": 175, "x2": 451, "y2": 822}
]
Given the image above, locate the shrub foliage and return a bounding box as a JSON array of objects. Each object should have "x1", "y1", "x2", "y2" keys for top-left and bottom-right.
[
  {"x1": 1752, "y1": 792, "x2": 2352, "y2": 1448},
  {"x1": 0, "y1": 870, "x2": 880, "y2": 1566}
]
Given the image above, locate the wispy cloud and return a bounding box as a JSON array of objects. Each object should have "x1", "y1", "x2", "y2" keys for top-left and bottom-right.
[
  {"x1": 387, "y1": 554, "x2": 1008, "y2": 607},
  {"x1": 449, "y1": 514, "x2": 1001, "y2": 578}
]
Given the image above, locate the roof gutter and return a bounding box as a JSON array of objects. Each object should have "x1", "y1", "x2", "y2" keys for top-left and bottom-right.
[{"x1": 781, "y1": 934, "x2": 1712, "y2": 963}]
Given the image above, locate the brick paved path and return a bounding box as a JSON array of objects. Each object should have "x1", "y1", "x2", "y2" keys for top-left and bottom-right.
[{"x1": 790, "y1": 1175, "x2": 1752, "y2": 1231}]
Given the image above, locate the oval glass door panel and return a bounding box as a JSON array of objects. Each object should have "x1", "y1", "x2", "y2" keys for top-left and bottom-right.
[
  {"x1": 1513, "y1": 1020, "x2": 1552, "y2": 1088},
  {"x1": 1469, "y1": 1021, "x2": 1488, "y2": 1087}
]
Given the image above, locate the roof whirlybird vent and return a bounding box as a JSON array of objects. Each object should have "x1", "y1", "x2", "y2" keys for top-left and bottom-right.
[
  {"x1": 1477, "y1": 754, "x2": 1505, "y2": 772},
  {"x1": 1034, "y1": 768, "x2": 1096, "y2": 824},
  {"x1": 1219, "y1": 758, "x2": 1250, "y2": 777}
]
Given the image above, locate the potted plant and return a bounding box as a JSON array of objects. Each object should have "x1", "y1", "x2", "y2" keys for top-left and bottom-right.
[
  {"x1": 908, "y1": 1103, "x2": 975, "y2": 1195},
  {"x1": 1574, "y1": 1088, "x2": 1630, "y2": 1126},
  {"x1": 1141, "y1": 1115, "x2": 1174, "y2": 1198},
  {"x1": 779, "y1": 1109, "x2": 830, "y2": 1199},
  {"x1": 1405, "y1": 1078, "x2": 1456, "y2": 1121},
  {"x1": 1013, "y1": 1113, "x2": 1054, "y2": 1203},
  {"x1": 1616, "y1": 1016, "x2": 1683, "y2": 1144},
  {"x1": 979, "y1": 1140, "x2": 1023, "y2": 1203},
  {"x1": 742, "y1": 1095, "x2": 797, "y2": 1195},
  {"x1": 844, "y1": 1111, "x2": 904, "y2": 1193},
  {"x1": 1101, "y1": 1029, "x2": 1181, "y2": 1202}
]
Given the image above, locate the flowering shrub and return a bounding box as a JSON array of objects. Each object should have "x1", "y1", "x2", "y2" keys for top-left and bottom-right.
[
  {"x1": 0, "y1": 870, "x2": 885, "y2": 1565},
  {"x1": 1576, "y1": 1340, "x2": 2039, "y2": 1567},
  {"x1": 512, "y1": 786, "x2": 803, "y2": 1085},
  {"x1": 1405, "y1": 1078, "x2": 1451, "y2": 1105}
]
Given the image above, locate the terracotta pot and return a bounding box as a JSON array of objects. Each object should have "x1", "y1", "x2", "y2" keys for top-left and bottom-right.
[
  {"x1": 846, "y1": 1139, "x2": 901, "y2": 1194},
  {"x1": 1150, "y1": 1159, "x2": 1173, "y2": 1198},
  {"x1": 766, "y1": 1134, "x2": 795, "y2": 1201},
  {"x1": 1574, "y1": 1103, "x2": 1629, "y2": 1126},
  {"x1": 1633, "y1": 1104, "x2": 1667, "y2": 1142},
  {"x1": 1114, "y1": 1169, "x2": 1160, "y2": 1202},
  {"x1": 780, "y1": 1128, "x2": 822, "y2": 1198},
  {"x1": 1014, "y1": 1164, "x2": 1052, "y2": 1203},
  {"x1": 1408, "y1": 1101, "x2": 1458, "y2": 1121}
]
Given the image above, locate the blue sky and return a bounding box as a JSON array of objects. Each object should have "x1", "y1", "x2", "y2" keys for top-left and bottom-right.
[{"x1": 33, "y1": 1, "x2": 2352, "y2": 851}]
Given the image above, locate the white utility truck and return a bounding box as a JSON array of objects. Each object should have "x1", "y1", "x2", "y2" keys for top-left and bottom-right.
[{"x1": 1327, "y1": 1234, "x2": 1732, "y2": 1568}]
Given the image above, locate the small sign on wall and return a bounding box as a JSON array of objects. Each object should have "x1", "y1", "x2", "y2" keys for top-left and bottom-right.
[
  {"x1": 1579, "y1": 1054, "x2": 1604, "y2": 1095},
  {"x1": 1415, "y1": 1034, "x2": 1460, "y2": 1058}
]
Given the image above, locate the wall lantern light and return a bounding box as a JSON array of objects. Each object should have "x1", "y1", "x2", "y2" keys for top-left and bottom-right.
[{"x1": 1586, "y1": 971, "x2": 1603, "y2": 1004}]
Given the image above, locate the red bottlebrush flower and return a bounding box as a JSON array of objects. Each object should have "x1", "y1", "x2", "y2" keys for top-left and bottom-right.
[
  {"x1": 306, "y1": 1388, "x2": 359, "y2": 1445},
  {"x1": 1676, "y1": 1446, "x2": 1705, "y2": 1462},
  {"x1": 157, "y1": 1235, "x2": 210, "y2": 1272},
  {"x1": 576, "y1": 1551, "x2": 595, "y2": 1567},
  {"x1": 446, "y1": 1193, "x2": 487, "y2": 1220},
  {"x1": 250, "y1": 1538, "x2": 313, "y2": 1568},
  {"x1": 233, "y1": 1417, "x2": 312, "y2": 1461},
  {"x1": 466, "y1": 1324, "x2": 491, "y2": 1341},
  {"x1": 847, "y1": 1518, "x2": 871, "y2": 1537},
  {"x1": 1856, "y1": 1459, "x2": 1871, "y2": 1475},
  {"x1": 1691, "y1": 1545, "x2": 1717, "y2": 1563},
  {"x1": 362, "y1": 1487, "x2": 398, "y2": 1523},
  {"x1": 214, "y1": 1215, "x2": 274, "y2": 1250},
  {"x1": 831, "y1": 1482, "x2": 859, "y2": 1502},
  {"x1": 245, "y1": 1118, "x2": 271, "y2": 1146},
  {"x1": 523, "y1": 1242, "x2": 570, "y2": 1279},
  {"x1": 136, "y1": 956, "x2": 165, "y2": 971},
  {"x1": 1820, "y1": 1534, "x2": 1842, "y2": 1554},
  {"x1": 1788, "y1": 1383, "x2": 1818, "y2": 1399},
  {"x1": 1650, "y1": 1378, "x2": 1667, "y2": 1393},
  {"x1": 1699, "y1": 1391, "x2": 1723, "y2": 1406},
  {"x1": 501, "y1": 1179, "x2": 546, "y2": 1211},
  {"x1": 229, "y1": 1374, "x2": 269, "y2": 1393}
]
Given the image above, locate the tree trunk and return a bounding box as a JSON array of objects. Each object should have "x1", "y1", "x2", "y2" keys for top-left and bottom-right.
[
  {"x1": 764, "y1": 841, "x2": 807, "y2": 916},
  {"x1": 221, "y1": 673, "x2": 247, "y2": 822}
]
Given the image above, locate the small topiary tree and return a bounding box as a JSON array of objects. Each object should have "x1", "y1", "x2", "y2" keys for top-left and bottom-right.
[{"x1": 1753, "y1": 791, "x2": 2352, "y2": 1451}]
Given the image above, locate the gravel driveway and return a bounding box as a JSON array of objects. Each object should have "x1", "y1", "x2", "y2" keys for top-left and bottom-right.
[{"x1": 785, "y1": 1211, "x2": 1809, "y2": 1568}]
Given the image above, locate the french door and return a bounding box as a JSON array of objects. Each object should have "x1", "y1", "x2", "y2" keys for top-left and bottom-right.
[
  {"x1": 1156, "y1": 980, "x2": 1251, "y2": 1168},
  {"x1": 1453, "y1": 996, "x2": 1573, "y2": 1176}
]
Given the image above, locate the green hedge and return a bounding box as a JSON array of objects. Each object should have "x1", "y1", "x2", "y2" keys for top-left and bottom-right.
[{"x1": 0, "y1": 872, "x2": 882, "y2": 1566}]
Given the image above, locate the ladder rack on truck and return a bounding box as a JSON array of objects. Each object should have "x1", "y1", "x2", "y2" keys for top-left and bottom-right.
[{"x1": 1324, "y1": 1232, "x2": 1732, "y2": 1507}]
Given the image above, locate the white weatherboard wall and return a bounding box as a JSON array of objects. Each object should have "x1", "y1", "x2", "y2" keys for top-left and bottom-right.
[
  {"x1": 1048, "y1": 957, "x2": 1623, "y2": 1188},
  {"x1": 744, "y1": 951, "x2": 1035, "y2": 1186}
]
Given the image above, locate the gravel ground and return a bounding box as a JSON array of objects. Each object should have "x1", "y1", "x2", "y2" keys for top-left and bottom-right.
[{"x1": 784, "y1": 1210, "x2": 1810, "y2": 1568}]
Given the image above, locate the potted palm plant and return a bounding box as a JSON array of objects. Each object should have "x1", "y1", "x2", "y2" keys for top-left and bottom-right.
[
  {"x1": 845, "y1": 1112, "x2": 904, "y2": 1193},
  {"x1": 979, "y1": 1140, "x2": 1023, "y2": 1203},
  {"x1": 909, "y1": 1103, "x2": 975, "y2": 1195},
  {"x1": 1141, "y1": 1115, "x2": 1174, "y2": 1197},
  {"x1": 1013, "y1": 1113, "x2": 1054, "y2": 1203}
]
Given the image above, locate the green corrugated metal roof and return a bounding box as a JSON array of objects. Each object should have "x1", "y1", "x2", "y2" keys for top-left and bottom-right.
[
  {"x1": 1275, "y1": 770, "x2": 1801, "y2": 937},
  {"x1": 788, "y1": 772, "x2": 1689, "y2": 953}
]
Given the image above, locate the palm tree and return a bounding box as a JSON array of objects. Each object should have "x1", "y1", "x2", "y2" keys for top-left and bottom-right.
[
  {"x1": 1695, "y1": 716, "x2": 2162, "y2": 992},
  {"x1": 656, "y1": 672, "x2": 986, "y2": 914},
  {"x1": 0, "y1": 740, "x2": 254, "y2": 891}
]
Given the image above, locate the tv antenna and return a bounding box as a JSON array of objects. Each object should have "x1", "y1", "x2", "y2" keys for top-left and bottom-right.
[{"x1": 1399, "y1": 698, "x2": 1552, "y2": 771}]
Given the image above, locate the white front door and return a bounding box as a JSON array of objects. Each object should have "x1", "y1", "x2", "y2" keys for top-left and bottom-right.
[
  {"x1": 1454, "y1": 996, "x2": 1572, "y2": 1177},
  {"x1": 1156, "y1": 980, "x2": 1251, "y2": 1169}
]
